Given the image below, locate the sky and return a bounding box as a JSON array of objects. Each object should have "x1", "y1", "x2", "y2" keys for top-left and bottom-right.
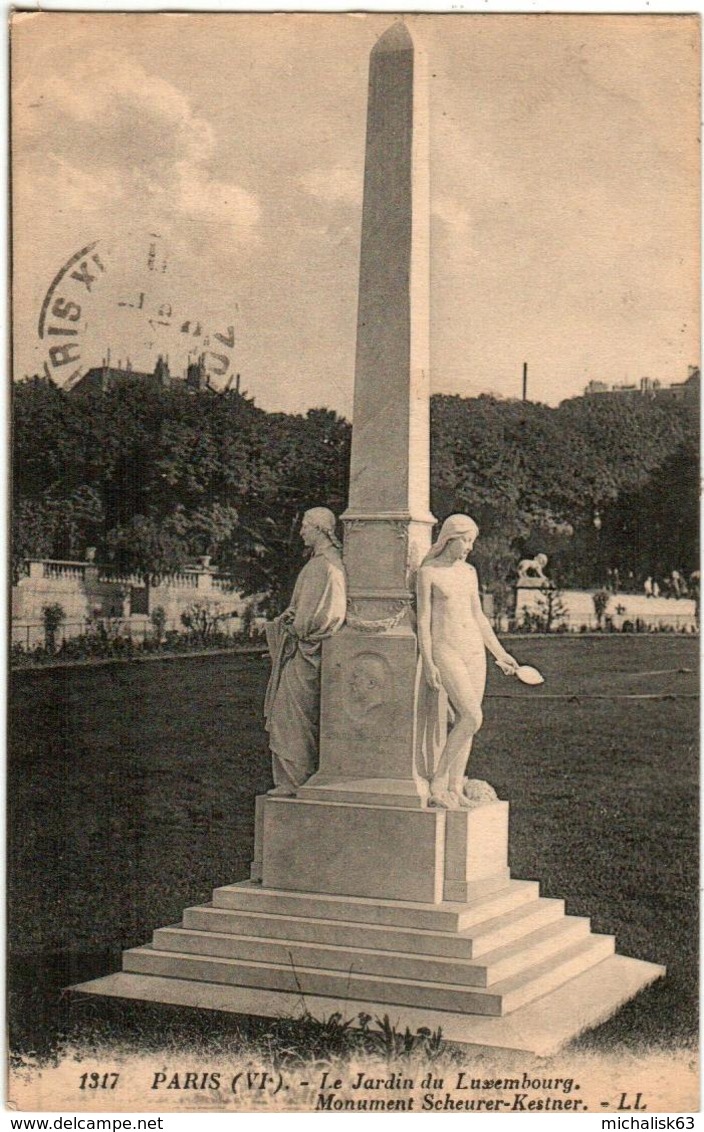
[{"x1": 11, "y1": 12, "x2": 700, "y2": 416}]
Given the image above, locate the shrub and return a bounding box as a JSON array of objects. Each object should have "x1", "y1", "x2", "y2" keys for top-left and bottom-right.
[
  {"x1": 240, "y1": 603, "x2": 256, "y2": 640},
  {"x1": 150, "y1": 606, "x2": 167, "y2": 643},
  {"x1": 180, "y1": 600, "x2": 225, "y2": 644},
  {"x1": 41, "y1": 603, "x2": 66, "y2": 653},
  {"x1": 592, "y1": 589, "x2": 611, "y2": 630},
  {"x1": 520, "y1": 585, "x2": 567, "y2": 633}
]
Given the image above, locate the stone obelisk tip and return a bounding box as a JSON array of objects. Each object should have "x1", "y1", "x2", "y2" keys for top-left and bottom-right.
[
  {"x1": 372, "y1": 21, "x2": 413, "y2": 54},
  {"x1": 347, "y1": 11, "x2": 429, "y2": 527}
]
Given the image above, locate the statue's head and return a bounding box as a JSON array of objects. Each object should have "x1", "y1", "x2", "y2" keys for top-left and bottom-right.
[
  {"x1": 536, "y1": 553, "x2": 548, "y2": 567},
  {"x1": 424, "y1": 514, "x2": 479, "y2": 563},
  {"x1": 300, "y1": 507, "x2": 342, "y2": 550}
]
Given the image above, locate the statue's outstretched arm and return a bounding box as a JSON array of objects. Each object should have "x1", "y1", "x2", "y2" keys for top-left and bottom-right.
[{"x1": 470, "y1": 573, "x2": 518, "y2": 673}]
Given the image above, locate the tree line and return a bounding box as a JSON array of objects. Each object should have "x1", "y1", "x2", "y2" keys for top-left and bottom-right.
[{"x1": 13, "y1": 376, "x2": 697, "y2": 609}]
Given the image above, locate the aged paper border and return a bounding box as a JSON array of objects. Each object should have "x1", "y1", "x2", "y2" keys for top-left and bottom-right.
[{"x1": 4, "y1": 0, "x2": 701, "y2": 1124}]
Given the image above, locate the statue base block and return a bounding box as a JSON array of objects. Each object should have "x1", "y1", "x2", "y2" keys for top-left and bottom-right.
[
  {"x1": 257, "y1": 796, "x2": 510, "y2": 904},
  {"x1": 261, "y1": 796, "x2": 446, "y2": 902}
]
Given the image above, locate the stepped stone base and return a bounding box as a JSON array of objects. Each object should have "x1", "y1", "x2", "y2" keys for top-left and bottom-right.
[
  {"x1": 71, "y1": 868, "x2": 665, "y2": 1054},
  {"x1": 73, "y1": 954, "x2": 664, "y2": 1057},
  {"x1": 71, "y1": 793, "x2": 665, "y2": 1055}
]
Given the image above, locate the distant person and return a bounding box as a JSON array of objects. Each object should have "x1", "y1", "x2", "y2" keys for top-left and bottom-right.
[
  {"x1": 671, "y1": 570, "x2": 683, "y2": 598},
  {"x1": 263, "y1": 507, "x2": 347, "y2": 796},
  {"x1": 652, "y1": 580, "x2": 660, "y2": 599},
  {"x1": 613, "y1": 568, "x2": 620, "y2": 593},
  {"x1": 690, "y1": 572, "x2": 700, "y2": 624},
  {"x1": 644, "y1": 576, "x2": 653, "y2": 598},
  {"x1": 627, "y1": 571, "x2": 635, "y2": 593}
]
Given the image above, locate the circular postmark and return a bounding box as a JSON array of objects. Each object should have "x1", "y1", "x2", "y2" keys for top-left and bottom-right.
[
  {"x1": 37, "y1": 233, "x2": 238, "y2": 391},
  {"x1": 37, "y1": 240, "x2": 104, "y2": 384}
]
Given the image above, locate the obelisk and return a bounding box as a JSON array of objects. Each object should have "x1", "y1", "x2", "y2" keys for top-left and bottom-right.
[
  {"x1": 347, "y1": 21, "x2": 432, "y2": 535},
  {"x1": 298, "y1": 20, "x2": 437, "y2": 809}
]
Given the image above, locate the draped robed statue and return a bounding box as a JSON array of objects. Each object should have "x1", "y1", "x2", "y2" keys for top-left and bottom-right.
[
  {"x1": 264, "y1": 507, "x2": 347, "y2": 796},
  {"x1": 416, "y1": 514, "x2": 519, "y2": 810}
]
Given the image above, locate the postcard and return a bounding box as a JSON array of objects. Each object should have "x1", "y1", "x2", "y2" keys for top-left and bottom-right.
[{"x1": 8, "y1": 11, "x2": 699, "y2": 1117}]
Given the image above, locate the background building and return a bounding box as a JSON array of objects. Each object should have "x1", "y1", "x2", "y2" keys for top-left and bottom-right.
[{"x1": 584, "y1": 366, "x2": 699, "y2": 405}]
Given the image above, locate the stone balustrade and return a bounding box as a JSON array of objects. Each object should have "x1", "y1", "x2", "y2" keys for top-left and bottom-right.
[
  {"x1": 515, "y1": 586, "x2": 697, "y2": 632},
  {"x1": 13, "y1": 557, "x2": 250, "y2": 640},
  {"x1": 211, "y1": 575, "x2": 236, "y2": 593},
  {"x1": 97, "y1": 568, "x2": 144, "y2": 586},
  {"x1": 36, "y1": 560, "x2": 87, "y2": 581}
]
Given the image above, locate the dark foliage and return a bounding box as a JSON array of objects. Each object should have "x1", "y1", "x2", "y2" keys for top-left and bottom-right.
[
  {"x1": 13, "y1": 378, "x2": 350, "y2": 609},
  {"x1": 13, "y1": 377, "x2": 696, "y2": 597}
]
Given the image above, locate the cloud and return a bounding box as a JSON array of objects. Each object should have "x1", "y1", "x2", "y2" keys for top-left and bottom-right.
[
  {"x1": 300, "y1": 163, "x2": 361, "y2": 204},
  {"x1": 14, "y1": 154, "x2": 123, "y2": 217},
  {"x1": 175, "y1": 164, "x2": 260, "y2": 234},
  {"x1": 15, "y1": 50, "x2": 259, "y2": 243}
]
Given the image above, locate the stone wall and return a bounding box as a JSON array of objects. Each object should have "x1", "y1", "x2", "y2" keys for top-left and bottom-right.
[
  {"x1": 515, "y1": 586, "x2": 697, "y2": 632},
  {"x1": 12, "y1": 559, "x2": 250, "y2": 646}
]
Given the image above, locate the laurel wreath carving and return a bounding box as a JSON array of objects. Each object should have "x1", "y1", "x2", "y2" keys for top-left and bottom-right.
[
  {"x1": 346, "y1": 608, "x2": 408, "y2": 634},
  {"x1": 346, "y1": 597, "x2": 410, "y2": 634},
  {"x1": 343, "y1": 518, "x2": 408, "y2": 539}
]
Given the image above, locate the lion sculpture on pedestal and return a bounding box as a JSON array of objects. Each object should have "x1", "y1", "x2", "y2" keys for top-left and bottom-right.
[{"x1": 516, "y1": 552, "x2": 549, "y2": 587}]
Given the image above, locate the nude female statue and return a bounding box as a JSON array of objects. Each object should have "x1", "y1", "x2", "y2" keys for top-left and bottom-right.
[{"x1": 416, "y1": 514, "x2": 519, "y2": 809}]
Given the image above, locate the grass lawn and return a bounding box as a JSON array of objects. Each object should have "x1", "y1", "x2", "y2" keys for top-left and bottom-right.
[{"x1": 8, "y1": 636, "x2": 698, "y2": 1062}]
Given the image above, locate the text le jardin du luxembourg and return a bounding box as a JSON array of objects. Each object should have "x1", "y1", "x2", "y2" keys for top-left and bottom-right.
[{"x1": 142, "y1": 1067, "x2": 656, "y2": 1112}]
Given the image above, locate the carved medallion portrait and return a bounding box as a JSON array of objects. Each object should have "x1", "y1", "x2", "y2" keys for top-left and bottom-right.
[{"x1": 345, "y1": 651, "x2": 394, "y2": 722}]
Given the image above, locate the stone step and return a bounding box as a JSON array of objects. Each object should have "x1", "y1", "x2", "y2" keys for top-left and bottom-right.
[
  {"x1": 465, "y1": 898, "x2": 567, "y2": 958},
  {"x1": 491, "y1": 933, "x2": 615, "y2": 1014},
  {"x1": 122, "y1": 934, "x2": 614, "y2": 1017},
  {"x1": 72, "y1": 952, "x2": 666, "y2": 1056},
  {"x1": 474, "y1": 916, "x2": 592, "y2": 985},
  {"x1": 153, "y1": 915, "x2": 590, "y2": 989},
  {"x1": 182, "y1": 896, "x2": 567, "y2": 962},
  {"x1": 212, "y1": 879, "x2": 540, "y2": 933}
]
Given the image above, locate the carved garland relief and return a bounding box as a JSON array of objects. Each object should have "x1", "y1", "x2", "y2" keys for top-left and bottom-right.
[{"x1": 346, "y1": 599, "x2": 409, "y2": 634}]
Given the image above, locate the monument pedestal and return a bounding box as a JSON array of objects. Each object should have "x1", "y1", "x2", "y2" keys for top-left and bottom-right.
[
  {"x1": 73, "y1": 790, "x2": 664, "y2": 1054},
  {"x1": 299, "y1": 627, "x2": 430, "y2": 808}
]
